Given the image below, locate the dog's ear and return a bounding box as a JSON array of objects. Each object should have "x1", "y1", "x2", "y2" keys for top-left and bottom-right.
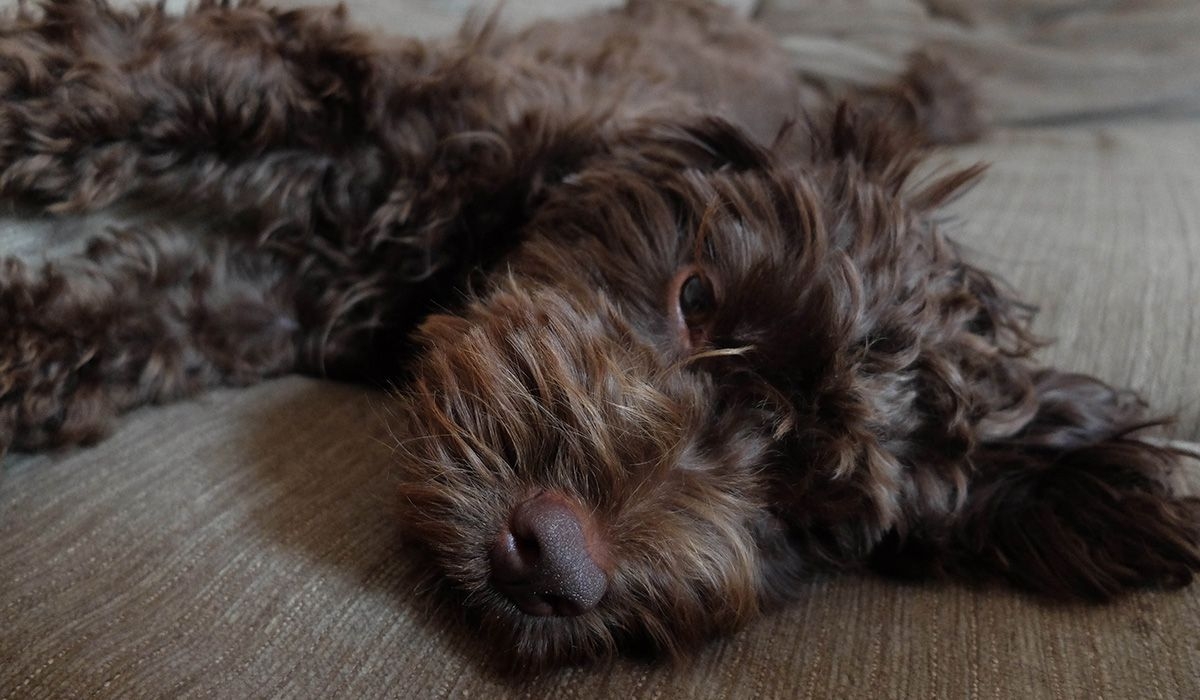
[
  {"x1": 359, "y1": 110, "x2": 608, "y2": 282},
  {"x1": 359, "y1": 114, "x2": 773, "y2": 290},
  {"x1": 872, "y1": 369, "x2": 1200, "y2": 600}
]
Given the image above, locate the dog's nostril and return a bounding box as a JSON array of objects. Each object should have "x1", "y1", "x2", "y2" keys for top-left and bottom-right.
[
  {"x1": 512, "y1": 530, "x2": 541, "y2": 561},
  {"x1": 489, "y1": 492, "x2": 608, "y2": 617},
  {"x1": 491, "y1": 528, "x2": 538, "y2": 583}
]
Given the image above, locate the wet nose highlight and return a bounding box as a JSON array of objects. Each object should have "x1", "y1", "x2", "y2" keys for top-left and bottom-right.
[{"x1": 490, "y1": 492, "x2": 608, "y2": 617}]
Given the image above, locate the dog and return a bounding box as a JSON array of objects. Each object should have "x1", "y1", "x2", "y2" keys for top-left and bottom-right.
[{"x1": 1, "y1": 0, "x2": 1197, "y2": 669}]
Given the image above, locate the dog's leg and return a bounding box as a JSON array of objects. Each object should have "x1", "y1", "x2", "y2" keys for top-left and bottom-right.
[
  {"x1": 0, "y1": 0, "x2": 385, "y2": 228},
  {"x1": 873, "y1": 370, "x2": 1200, "y2": 599},
  {"x1": 0, "y1": 225, "x2": 301, "y2": 457}
]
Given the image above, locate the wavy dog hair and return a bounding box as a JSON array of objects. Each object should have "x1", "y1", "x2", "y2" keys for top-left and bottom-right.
[{"x1": 1, "y1": 0, "x2": 1197, "y2": 669}]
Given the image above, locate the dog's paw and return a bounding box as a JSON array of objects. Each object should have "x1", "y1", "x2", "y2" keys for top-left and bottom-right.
[
  {"x1": 0, "y1": 258, "x2": 116, "y2": 454},
  {"x1": 0, "y1": 352, "x2": 117, "y2": 455}
]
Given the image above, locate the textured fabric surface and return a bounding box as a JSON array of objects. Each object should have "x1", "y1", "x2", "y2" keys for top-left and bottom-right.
[
  {"x1": 761, "y1": 0, "x2": 1200, "y2": 125},
  {"x1": 3, "y1": 0, "x2": 1200, "y2": 697},
  {"x1": 267, "y1": 0, "x2": 757, "y2": 37}
]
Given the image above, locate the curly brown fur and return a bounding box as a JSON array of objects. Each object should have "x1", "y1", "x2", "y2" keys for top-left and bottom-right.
[{"x1": 1, "y1": 0, "x2": 1197, "y2": 670}]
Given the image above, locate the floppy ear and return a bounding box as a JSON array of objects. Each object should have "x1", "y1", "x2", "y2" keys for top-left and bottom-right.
[
  {"x1": 872, "y1": 365, "x2": 1200, "y2": 600},
  {"x1": 792, "y1": 101, "x2": 1200, "y2": 599}
]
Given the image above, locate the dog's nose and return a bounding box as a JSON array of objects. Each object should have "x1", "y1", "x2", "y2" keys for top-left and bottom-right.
[{"x1": 489, "y1": 492, "x2": 608, "y2": 617}]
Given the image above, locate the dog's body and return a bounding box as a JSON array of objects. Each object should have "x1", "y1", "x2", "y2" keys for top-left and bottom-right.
[{"x1": 1, "y1": 0, "x2": 1197, "y2": 669}]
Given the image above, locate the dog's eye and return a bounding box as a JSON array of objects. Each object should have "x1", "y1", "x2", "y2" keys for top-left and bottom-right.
[
  {"x1": 669, "y1": 267, "x2": 719, "y2": 348},
  {"x1": 679, "y1": 273, "x2": 715, "y2": 326}
]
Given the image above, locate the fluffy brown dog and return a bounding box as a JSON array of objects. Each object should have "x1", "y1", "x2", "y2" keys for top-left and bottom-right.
[{"x1": 1, "y1": 0, "x2": 1197, "y2": 669}]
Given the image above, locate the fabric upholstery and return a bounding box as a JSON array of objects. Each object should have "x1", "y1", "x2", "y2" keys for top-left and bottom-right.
[
  {"x1": 2, "y1": 1, "x2": 1199, "y2": 697},
  {"x1": 759, "y1": 0, "x2": 1200, "y2": 125}
]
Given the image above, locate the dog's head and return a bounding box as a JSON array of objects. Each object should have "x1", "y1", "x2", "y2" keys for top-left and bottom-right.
[{"x1": 389, "y1": 111, "x2": 1000, "y2": 666}]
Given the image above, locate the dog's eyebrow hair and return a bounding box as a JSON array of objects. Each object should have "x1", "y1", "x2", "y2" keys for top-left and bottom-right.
[{"x1": 691, "y1": 194, "x2": 725, "y2": 261}]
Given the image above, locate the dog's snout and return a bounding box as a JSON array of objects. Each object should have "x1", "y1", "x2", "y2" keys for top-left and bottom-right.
[{"x1": 489, "y1": 492, "x2": 608, "y2": 617}]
